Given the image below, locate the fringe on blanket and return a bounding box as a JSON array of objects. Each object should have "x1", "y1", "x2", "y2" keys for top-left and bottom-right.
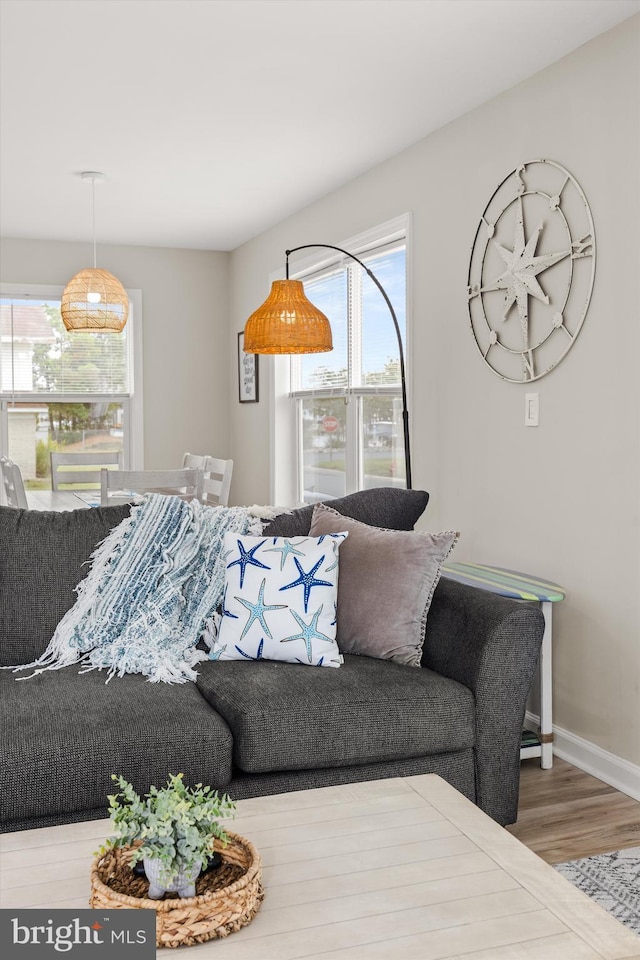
[{"x1": 4, "y1": 496, "x2": 287, "y2": 684}]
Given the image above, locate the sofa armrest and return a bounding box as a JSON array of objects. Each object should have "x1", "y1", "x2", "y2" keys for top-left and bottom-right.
[{"x1": 423, "y1": 577, "x2": 545, "y2": 825}]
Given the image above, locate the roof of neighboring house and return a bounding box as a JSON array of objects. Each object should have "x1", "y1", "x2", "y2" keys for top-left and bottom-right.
[{"x1": 0, "y1": 303, "x2": 56, "y2": 342}]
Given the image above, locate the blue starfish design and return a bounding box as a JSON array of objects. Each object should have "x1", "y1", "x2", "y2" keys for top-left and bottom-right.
[
  {"x1": 221, "y1": 584, "x2": 238, "y2": 620},
  {"x1": 293, "y1": 655, "x2": 341, "y2": 667},
  {"x1": 264, "y1": 538, "x2": 307, "y2": 571},
  {"x1": 227, "y1": 539, "x2": 270, "y2": 588},
  {"x1": 237, "y1": 579, "x2": 287, "y2": 639},
  {"x1": 234, "y1": 638, "x2": 265, "y2": 660},
  {"x1": 325, "y1": 538, "x2": 341, "y2": 573},
  {"x1": 331, "y1": 601, "x2": 337, "y2": 626},
  {"x1": 208, "y1": 643, "x2": 227, "y2": 661},
  {"x1": 280, "y1": 555, "x2": 332, "y2": 612},
  {"x1": 281, "y1": 605, "x2": 333, "y2": 663}
]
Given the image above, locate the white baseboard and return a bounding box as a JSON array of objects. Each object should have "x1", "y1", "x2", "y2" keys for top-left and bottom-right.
[{"x1": 525, "y1": 710, "x2": 640, "y2": 803}]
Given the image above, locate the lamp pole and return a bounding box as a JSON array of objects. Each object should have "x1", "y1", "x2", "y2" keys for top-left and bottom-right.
[{"x1": 286, "y1": 244, "x2": 412, "y2": 490}]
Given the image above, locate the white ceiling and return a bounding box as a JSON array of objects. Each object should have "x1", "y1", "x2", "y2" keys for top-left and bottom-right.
[{"x1": 1, "y1": 0, "x2": 638, "y2": 252}]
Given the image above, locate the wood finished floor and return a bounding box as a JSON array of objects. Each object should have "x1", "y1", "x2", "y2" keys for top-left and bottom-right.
[{"x1": 507, "y1": 757, "x2": 640, "y2": 864}]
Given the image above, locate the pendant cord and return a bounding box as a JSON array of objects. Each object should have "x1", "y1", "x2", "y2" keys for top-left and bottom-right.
[{"x1": 92, "y1": 178, "x2": 97, "y2": 269}]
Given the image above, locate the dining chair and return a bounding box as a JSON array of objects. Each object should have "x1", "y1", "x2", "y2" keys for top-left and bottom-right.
[
  {"x1": 182, "y1": 452, "x2": 208, "y2": 470},
  {"x1": 51, "y1": 450, "x2": 123, "y2": 490},
  {"x1": 182, "y1": 453, "x2": 233, "y2": 506},
  {"x1": 100, "y1": 468, "x2": 204, "y2": 506},
  {"x1": 201, "y1": 457, "x2": 233, "y2": 506},
  {"x1": 0, "y1": 457, "x2": 28, "y2": 509}
]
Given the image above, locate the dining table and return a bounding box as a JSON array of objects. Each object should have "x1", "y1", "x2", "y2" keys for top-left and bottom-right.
[{"x1": 25, "y1": 490, "x2": 92, "y2": 511}]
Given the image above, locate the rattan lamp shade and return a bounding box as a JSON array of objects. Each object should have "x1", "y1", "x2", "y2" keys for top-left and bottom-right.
[
  {"x1": 61, "y1": 268, "x2": 129, "y2": 333},
  {"x1": 244, "y1": 279, "x2": 332, "y2": 354}
]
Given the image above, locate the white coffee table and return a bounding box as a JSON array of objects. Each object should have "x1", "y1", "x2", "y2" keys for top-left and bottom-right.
[{"x1": 2, "y1": 775, "x2": 638, "y2": 958}]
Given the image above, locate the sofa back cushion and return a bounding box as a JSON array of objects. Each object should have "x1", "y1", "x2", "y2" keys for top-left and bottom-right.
[
  {"x1": 0, "y1": 505, "x2": 131, "y2": 666},
  {"x1": 261, "y1": 487, "x2": 429, "y2": 538}
]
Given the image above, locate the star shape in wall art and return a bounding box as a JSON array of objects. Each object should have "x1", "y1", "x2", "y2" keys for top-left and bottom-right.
[
  {"x1": 236, "y1": 578, "x2": 287, "y2": 639},
  {"x1": 227, "y1": 539, "x2": 270, "y2": 588},
  {"x1": 280, "y1": 555, "x2": 332, "y2": 612},
  {"x1": 480, "y1": 194, "x2": 571, "y2": 353}
]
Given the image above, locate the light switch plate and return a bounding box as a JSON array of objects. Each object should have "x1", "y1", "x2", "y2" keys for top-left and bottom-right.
[{"x1": 525, "y1": 393, "x2": 539, "y2": 426}]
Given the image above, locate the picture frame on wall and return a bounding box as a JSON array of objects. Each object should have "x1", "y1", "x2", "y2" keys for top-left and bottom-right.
[{"x1": 238, "y1": 332, "x2": 259, "y2": 403}]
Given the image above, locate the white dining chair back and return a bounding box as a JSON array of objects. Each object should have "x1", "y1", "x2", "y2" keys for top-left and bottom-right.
[
  {"x1": 100, "y1": 468, "x2": 204, "y2": 506},
  {"x1": 0, "y1": 457, "x2": 28, "y2": 509},
  {"x1": 182, "y1": 452, "x2": 207, "y2": 470},
  {"x1": 201, "y1": 457, "x2": 233, "y2": 506},
  {"x1": 182, "y1": 453, "x2": 233, "y2": 506},
  {"x1": 51, "y1": 451, "x2": 123, "y2": 490}
]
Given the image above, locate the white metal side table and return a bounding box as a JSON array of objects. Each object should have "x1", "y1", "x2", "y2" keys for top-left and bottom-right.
[{"x1": 441, "y1": 561, "x2": 565, "y2": 769}]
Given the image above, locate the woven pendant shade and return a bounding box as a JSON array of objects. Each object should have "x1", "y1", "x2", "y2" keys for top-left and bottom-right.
[
  {"x1": 61, "y1": 268, "x2": 129, "y2": 333},
  {"x1": 244, "y1": 280, "x2": 332, "y2": 354}
]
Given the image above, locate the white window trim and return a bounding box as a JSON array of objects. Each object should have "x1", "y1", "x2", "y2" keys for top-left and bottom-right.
[
  {"x1": 266, "y1": 213, "x2": 412, "y2": 505},
  {"x1": 0, "y1": 282, "x2": 144, "y2": 469}
]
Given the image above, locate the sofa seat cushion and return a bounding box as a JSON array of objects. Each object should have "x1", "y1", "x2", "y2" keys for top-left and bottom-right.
[
  {"x1": 0, "y1": 668, "x2": 233, "y2": 828},
  {"x1": 195, "y1": 654, "x2": 475, "y2": 774}
]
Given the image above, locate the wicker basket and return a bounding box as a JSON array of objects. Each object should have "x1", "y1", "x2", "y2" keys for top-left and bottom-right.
[{"x1": 89, "y1": 831, "x2": 263, "y2": 949}]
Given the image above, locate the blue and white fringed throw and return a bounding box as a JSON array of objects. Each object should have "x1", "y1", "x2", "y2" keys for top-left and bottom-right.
[{"x1": 8, "y1": 495, "x2": 272, "y2": 684}]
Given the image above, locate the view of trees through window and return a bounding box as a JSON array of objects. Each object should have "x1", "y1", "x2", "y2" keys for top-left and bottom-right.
[{"x1": 1, "y1": 297, "x2": 129, "y2": 488}]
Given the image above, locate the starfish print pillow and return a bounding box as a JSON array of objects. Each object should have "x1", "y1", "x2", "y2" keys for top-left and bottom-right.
[{"x1": 210, "y1": 532, "x2": 348, "y2": 667}]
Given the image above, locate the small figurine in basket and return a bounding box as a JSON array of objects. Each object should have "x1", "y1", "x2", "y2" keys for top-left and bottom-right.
[{"x1": 100, "y1": 773, "x2": 236, "y2": 898}]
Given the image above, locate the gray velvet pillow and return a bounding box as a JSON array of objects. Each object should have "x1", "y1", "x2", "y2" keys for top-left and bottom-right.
[{"x1": 309, "y1": 503, "x2": 458, "y2": 667}]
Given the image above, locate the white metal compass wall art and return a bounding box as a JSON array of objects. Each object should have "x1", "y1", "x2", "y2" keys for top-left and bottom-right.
[{"x1": 467, "y1": 159, "x2": 595, "y2": 382}]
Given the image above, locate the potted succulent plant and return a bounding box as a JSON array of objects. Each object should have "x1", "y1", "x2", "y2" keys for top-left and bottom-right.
[{"x1": 101, "y1": 773, "x2": 236, "y2": 899}]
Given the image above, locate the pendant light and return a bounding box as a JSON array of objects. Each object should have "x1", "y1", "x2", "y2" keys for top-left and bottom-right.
[
  {"x1": 61, "y1": 172, "x2": 128, "y2": 333},
  {"x1": 244, "y1": 278, "x2": 333, "y2": 354}
]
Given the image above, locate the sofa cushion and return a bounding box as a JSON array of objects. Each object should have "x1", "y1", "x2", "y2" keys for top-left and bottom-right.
[
  {"x1": 212, "y1": 532, "x2": 347, "y2": 667},
  {"x1": 195, "y1": 655, "x2": 475, "y2": 774},
  {"x1": 0, "y1": 667, "x2": 233, "y2": 828},
  {"x1": 309, "y1": 503, "x2": 458, "y2": 666},
  {"x1": 0, "y1": 505, "x2": 131, "y2": 666},
  {"x1": 261, "y1": 487, "x2": 429, "y2": 538}
]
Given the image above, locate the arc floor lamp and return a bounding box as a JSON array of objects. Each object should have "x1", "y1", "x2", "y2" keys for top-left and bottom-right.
[{"x1": 244, "y1": 244, "x2": 412, "y2": 489}]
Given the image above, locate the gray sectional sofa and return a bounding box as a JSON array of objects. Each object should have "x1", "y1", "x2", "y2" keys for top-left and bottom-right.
[{"x1": 0, "y1": 488, "x2": 544, "y2": 833}]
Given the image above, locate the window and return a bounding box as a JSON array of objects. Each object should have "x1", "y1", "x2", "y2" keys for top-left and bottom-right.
[
  {"x1": 0, "y1": 284, "x2": 142, "y2": 490},
  {"x1": 287, "y1": 220, "x2": 409, "y2": 503}
]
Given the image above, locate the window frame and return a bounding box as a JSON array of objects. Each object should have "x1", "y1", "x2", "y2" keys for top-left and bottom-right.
[
  {"x1": 267, "y1": 214, "x2": 411, "y2": 505},
  {"x1": 0, "y1": 282, "x2": 144, "y2": 470}
]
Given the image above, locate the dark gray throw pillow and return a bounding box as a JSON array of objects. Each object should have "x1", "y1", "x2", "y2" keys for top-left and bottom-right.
[
  {"x1": 309, "y1": 503, "x2": 458, "y2": 667},
  {"x1": 0, "y1": 504, "x2": 131, "y2": 666},
  {"x1": 262, "y1": 487, "x2": 429, "y2": 538}
]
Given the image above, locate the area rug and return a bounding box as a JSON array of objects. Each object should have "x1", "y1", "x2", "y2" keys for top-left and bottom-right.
[{"x1": 554, "y1": 846, "x2": 640, "y2": 935}]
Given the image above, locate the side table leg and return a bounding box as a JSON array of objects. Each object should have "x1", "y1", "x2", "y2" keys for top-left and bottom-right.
[{"x1": 539, "y1": 600, "x2": 554, "y2": 769}]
